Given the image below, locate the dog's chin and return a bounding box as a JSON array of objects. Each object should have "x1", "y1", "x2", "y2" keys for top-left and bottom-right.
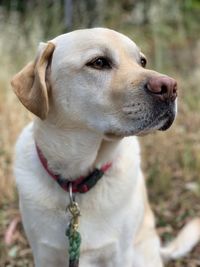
[
  {"x1": 104, "y1": 112, "x2": 176, "y2": 140},
  {"x1": 104, "y1": 132, "x2": 124, "y2": 141},
  {"x1": 136, "y1": 118, "x2": 174, "y2": 136}
]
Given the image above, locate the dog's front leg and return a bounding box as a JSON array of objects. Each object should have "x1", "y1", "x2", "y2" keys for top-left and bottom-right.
[
  {"x1": 133, "y1": 229, "x2": 163, "y2": 267},
  {"x1": 133, "y1": 200, "x2": 163, "y2": 267},
  {"x1": 33, "y1": 244, "x2": 68, "y2": 267},
  {"x1": 19, "y1": 199, "x2": 69, "y2": 267}
]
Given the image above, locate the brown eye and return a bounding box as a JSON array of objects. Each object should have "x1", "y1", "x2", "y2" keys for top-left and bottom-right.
[
  {"x1": 86, "y1": 57, "x2": 111, "y2": 70},
  {"x1": 140, "y1": 57, "x2": 147, "y2": 68}
]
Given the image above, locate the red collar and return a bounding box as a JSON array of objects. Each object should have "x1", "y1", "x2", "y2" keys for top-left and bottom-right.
[{"x1": 36, "y1": 144, "x2": 112, "y2": 193}]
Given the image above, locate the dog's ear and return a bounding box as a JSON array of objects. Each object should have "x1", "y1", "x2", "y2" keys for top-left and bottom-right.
[{"x1": 11, "y1": 42, "x2": 55, "y2": 120}]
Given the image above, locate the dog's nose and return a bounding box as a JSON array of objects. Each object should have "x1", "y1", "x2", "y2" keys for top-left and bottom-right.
[{"x1": 146, "y1": 76, "x2": 177, "y2": 102}]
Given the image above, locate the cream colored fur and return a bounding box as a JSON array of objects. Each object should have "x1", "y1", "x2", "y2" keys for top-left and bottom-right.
[{"x1": 11, "y1": 28, "x2": 200, "y2": 267}]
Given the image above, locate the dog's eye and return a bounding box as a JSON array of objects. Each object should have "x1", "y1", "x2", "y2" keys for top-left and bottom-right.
[
  {"x1": 86, "y1": 57, "x2": 111, "y2": 70},
  {"x1": 140, "y1": 57, "x2": 147, "y2": 68}
]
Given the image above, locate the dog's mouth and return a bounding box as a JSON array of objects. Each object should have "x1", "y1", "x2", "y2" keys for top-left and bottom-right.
[
  {"x1": 104, "y1": 107, "x2": 176, "y2": 140},
  {"x1": 134, "y1": 109, "x2": 175, "y2": 136},
  {"x1": 148, "y1": 109, "x2": 176, "y2": 132},
  {"x1": 158, "y1": 112, "x2": 175, "y2": 131}
]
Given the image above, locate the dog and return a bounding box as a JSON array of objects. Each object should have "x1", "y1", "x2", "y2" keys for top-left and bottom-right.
[{"x1": 11, "y1": 28, "x2": 200, "y2": 267}]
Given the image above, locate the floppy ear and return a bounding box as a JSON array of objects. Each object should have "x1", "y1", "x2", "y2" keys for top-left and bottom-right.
[{"x1": 11, "y1": 42, "x2": 55, "y2": 120}]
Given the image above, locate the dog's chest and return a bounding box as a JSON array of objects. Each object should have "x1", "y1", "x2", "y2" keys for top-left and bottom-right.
[
  {"x1": 21, "y1": 192, "x2": 143, "y2": 267},
  {"x1": 16, "y1": 124, "x2": 145, "y2": 266},
  {"x1": 76, "y1": 185, "x2": 144, "y2": 266}
]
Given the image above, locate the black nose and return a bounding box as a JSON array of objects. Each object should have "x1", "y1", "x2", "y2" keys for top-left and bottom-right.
[{"x1": 146, "y1": 76, "x2": 177, "y2": 102}]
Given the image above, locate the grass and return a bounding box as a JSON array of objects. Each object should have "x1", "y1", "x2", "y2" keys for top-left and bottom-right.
[{"x1": 0, "y1": 9, "x2": 200, "y2": 266}]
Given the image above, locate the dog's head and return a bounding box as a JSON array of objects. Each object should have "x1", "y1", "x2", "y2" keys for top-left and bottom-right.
[{"x1": 11, "y1": 28, "x2": 177, "y2": 137}]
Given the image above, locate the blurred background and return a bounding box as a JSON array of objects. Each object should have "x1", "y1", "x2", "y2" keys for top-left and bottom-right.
[{"x1": 0, "y1": 0, "x2": 200, "y2": 266}]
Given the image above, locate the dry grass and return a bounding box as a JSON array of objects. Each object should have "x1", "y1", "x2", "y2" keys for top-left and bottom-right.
[
  {"x1": 0, "y1": 15, "x2": 34, "y2": 266},
  {"x1": 1, "y1": 12, "x2": 200, "y2": 267}
]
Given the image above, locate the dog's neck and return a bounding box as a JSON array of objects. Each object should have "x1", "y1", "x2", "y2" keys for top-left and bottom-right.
[{"x1": 34, "y1": 118, "x2": 122, "y2": 180}]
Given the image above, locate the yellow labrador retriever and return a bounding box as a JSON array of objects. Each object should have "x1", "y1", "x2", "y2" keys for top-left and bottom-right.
[{"x1": 11, "y1": 28, "x2": 200, "y2": 267}]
